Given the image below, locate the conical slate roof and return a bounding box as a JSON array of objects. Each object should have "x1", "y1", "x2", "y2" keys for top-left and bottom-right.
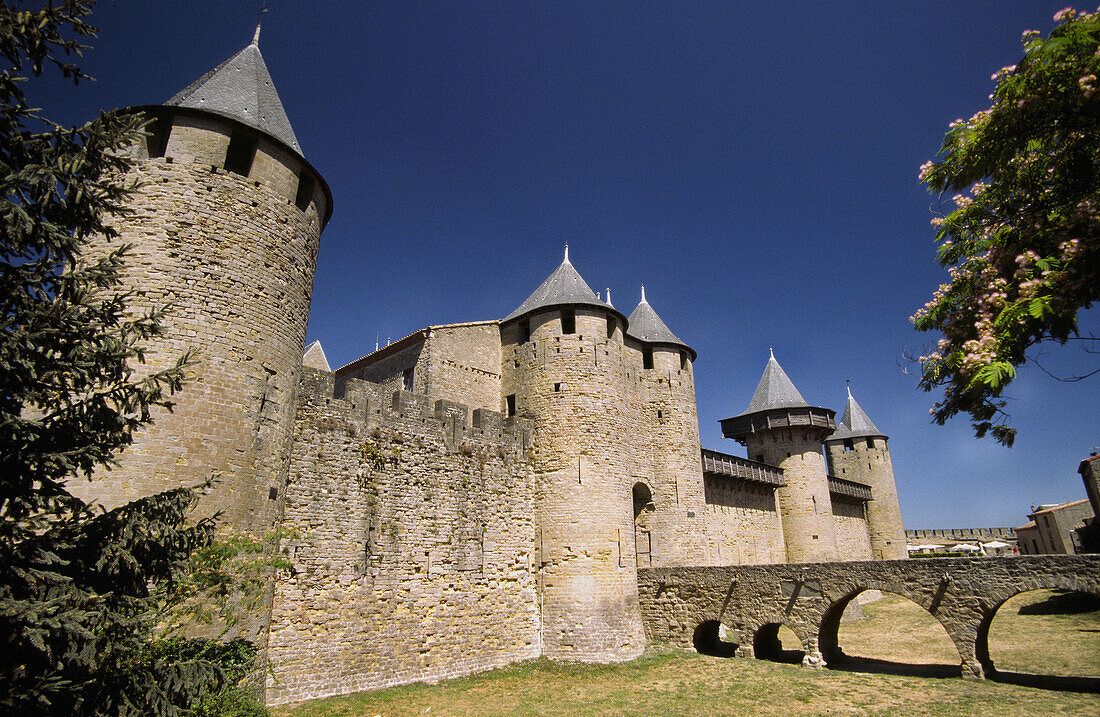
[
  {"x1": 165, "y1": 28, "x2": 302, "y2": 155},
  {"x1": 503, "y1": 247, "x2": 613, "y2": 322},
  {"x1": 827, "y1": 388, "x2": 887, "y2": 442},
  {"x1": 740, "y1": 351, "x2": 809, "y2": 414},
  {"x1": 302, "y1": 340, "x2": 330, "y2": 371},
  {"x1": 626, "y1": 288, "x2": 695, "y2": 358}
]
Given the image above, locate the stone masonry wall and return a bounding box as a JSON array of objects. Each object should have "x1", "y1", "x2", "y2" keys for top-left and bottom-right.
[
  {"x1": 335, "y1": 339, "x2": 426, "y2": 396},
  {"x1": 703, "y1": 476, "x2": 786, "y2": 564},
  {"x1": 501, "y1": 308, "x2": 647, "y2": 662},
  {"x1": 266, "y1": 368, "x2": 539, "y2": 705},
  {"x1": 423, "y1": 323, "x2": 503, "y2": 412},
  {"x1": 72, "y1": 114, "x2": 324, "y2": 543},
  {"x1": 831, "y1": 498, "x2": 873, "y2": 561},
  {"x1": 826, "y1": 438, "x2": 906, "y2": 560}
]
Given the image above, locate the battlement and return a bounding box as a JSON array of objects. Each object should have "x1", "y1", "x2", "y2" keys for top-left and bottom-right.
[{"x1": 298, "y1": 366, "x2": 532, "y2": 453}]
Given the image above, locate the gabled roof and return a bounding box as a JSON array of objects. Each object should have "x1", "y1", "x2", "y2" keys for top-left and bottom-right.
[
  {"x1": 302, "y1": 340, "x2": 330, "y2": 371},
  {"x1": 503, "y1": 247, "x2": 615, "y2": 322},
  {"x1": 740, "y1": 351, "x2": 808, "y2": 414},
  {"x1": 626, "y1": 287, "x2": 695, "y2": 359},
  {"x1": 827, "y1": 387, "x2": 887, "y2": 442},
  {"x1": 165, "y1": 28, "x2": 302, "y2": 155}
]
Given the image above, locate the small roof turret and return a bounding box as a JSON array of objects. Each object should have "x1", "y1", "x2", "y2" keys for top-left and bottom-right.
[
  {"x1": 826, "y1": 386, "x2": 888, "y2": 443},
  {"x1": 626, "y1": 287, "x2": 696, "y2": 360},
  {"x1": 164, "y1": 23, "x2": 302, "y2": 155},
  {"x1": 720, "y1": 351, "x2": 835, "y2": 444},
  {"x1": 503, "y1": 246, "x2": 623, "y2": 323}
]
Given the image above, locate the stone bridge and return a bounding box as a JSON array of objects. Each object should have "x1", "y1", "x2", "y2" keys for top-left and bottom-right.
[{"x1": 638, "y1": 555, "x2": 1100, "y2": 679}]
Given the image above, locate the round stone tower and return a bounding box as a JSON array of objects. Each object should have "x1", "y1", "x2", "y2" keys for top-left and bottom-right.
[
  {"x1": 500, "y1": 247, "x2": 645, "y2": 662},
  {"x1": 625, "y1": 288, "x2": 708, "y2": 565},
  {"x1": 824, "y1": 388, "x2": 907, "y2": 560},
  {"x1": 71, "y1": 28, "x2": 332, "y2": 536},
  {"x1": 721, "y1": 352, "x2": 838, "y2": 563}
]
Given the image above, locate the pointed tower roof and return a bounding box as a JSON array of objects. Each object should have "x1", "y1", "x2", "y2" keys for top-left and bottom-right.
[
  {"x1": 165, "y1": 26, "x2": 302, "y2": 155},
  {"x1": 827, "y1": 387, "x2": 887, "y2": 442},
  {"x1": 626, "y1": 287, "x2": 696, "y2": 360},
  {"x1": 720, "y1": 351, "x2": 835, "y2": 443},
  {"x1": 503, "y1": 246, "x2": 621, "y2": 323},
  {"x1": 302, "y1": 340, "x2": 331, "y2": 371},
  {"x1": 742, "y1": 350, "x2": 808, "y2": 414}
]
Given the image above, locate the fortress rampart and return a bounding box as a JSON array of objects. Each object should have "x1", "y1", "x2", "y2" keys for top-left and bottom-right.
[{"x1": 267, "y1": 368, "x2": 539, "y2": 704}]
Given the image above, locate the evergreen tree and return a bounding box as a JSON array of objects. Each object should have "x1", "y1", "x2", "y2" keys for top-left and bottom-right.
[{"x1": 0, "y1": 2, "x2": 253, "y2": 714}]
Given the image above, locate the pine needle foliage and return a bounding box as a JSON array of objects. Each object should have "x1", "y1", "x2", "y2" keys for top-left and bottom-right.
[{"x1": 0, "y1": 2, "x2": 251, "y2": 714}]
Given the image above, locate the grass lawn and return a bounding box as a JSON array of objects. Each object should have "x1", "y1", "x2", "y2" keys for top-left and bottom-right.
[{"x1": 274, "y1": 589, "x2": 1100, "y2": 717}]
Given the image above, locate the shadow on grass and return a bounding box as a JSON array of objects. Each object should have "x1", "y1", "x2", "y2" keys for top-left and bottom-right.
[
  {"x1": 1016, "y1": 590, "x2": 1100, "y2": 616},
  {"x1": 826, "y1": 655, "x2": 961, "y2": 679},
  {"x1": 988, "y1": 670, "x2": 1100, "y2": 694}
]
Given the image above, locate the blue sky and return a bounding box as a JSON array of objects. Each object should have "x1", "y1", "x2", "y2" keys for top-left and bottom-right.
[{"x1": 40, "y1": 1, "x2": 1097, "y2": 530}]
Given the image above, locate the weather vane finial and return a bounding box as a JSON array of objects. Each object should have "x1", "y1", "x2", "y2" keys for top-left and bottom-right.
[
  {"x1": 253, "y1": 2, "x2": 269, "y2": 45},
  {"x1": 846, "y1": 379, "x2": 852, "y2": 398}
]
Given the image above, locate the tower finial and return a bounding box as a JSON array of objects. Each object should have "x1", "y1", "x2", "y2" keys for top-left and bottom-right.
[
  {"x1": 769, "y1": 347, "x2": 774, "y2": 360},
  {"x1": 846, "y1": 380, "x2": 852, "y2": 398},
  {"x1": 253, "y1": 2, "x2": 268, "y2": 45},
  {"x1": 563, "y1": 243, "x2": 570, "y2": 264},
  {"x1": 605, "y1": 287, "x2": 612, "y2": 307},
  {"x1": 640, "y1": 285, "x2": 647, "y2": 303}
]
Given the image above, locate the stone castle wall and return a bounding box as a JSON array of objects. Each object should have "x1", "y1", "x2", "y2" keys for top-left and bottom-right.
[
  {"x1": 266, "y1": 368, "x2": 539, "y2": 705},
  {"x1": 702, "y1": 476, "x2": 787, "y2": 564},
  {"x1": 501, "y1": 308, "x2": 648, "y2": 661},
  {"x1": 826, "y1": 438, "x2": 906, "y2": 560},
  {"x1": 831, "y1": 498, "x2": 873, "y2": 561},
  {"x1": 72, "y1": 113, "x2": 325, "y2": 542}
]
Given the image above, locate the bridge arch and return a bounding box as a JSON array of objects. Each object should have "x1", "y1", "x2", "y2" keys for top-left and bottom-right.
[
  {"x1": 818, "y1": 583, "x2": 962, "y2": 672},
  {"x1": 975, "y1": 576, "x2": 1100, "y2": 678},
  {"x1": 752, "y1": 620, "x2": 807, "y2": 663}
]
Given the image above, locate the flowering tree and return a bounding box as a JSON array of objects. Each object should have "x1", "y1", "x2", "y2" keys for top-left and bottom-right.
[{"x1": 912, "y1": 7, "x2": 1099, "y2": 446}]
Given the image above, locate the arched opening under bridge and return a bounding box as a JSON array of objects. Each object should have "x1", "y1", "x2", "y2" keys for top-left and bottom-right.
[
  {"x1": 692, "y1": 620, "x2": 738, "y2": 658},
  {"x1": 978, "y1": 588, "x2": 1100, "y2": 691},
  {"x1": 819, "y1": 589, "x2": 961, "y2": 677},
  {"x1": 752, "y1": 622, "x2": 804, "y2": 664}
]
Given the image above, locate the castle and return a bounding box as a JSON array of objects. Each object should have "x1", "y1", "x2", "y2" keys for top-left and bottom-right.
[{"x1": 75, "y1": 34, "x2": 906, "y2": 704}]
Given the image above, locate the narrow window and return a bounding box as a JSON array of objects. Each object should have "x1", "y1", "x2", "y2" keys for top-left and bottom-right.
[
  {"x1": 295, "y1": 172, "x2": 315, "y2": 211},
  {"x1": 224, "y1": 131, "x2": 258, "y2": 176},
  {"x1": 656, "y1": 409, "x2": 663, "y2": 419},
  {"x1": 518, "y1": 319, "x2": 530, "y2": 344},
  {"x1": 554, "y1": 383, "x2": 561, "y2": 392},
  {"x1": 843, "y1": 438, "x2": 853, "y2": 451},
  {"x1": 866, "y1": 437, "x2": 875, "y2": 449},
  {"x1": 680, "y1": 350, "x2": 688, "y2": 370},
  {"x1": 402, "y1": 368, "x2": 414, "y2": 391},
  {"x1": 606, "y1": 316, "x2": 615, "y2": 339},
  {"x1": 146, "y1": 115, "x2": 172, "y2": 158},
  {"x1": 506, "y1": 394, "x2": 516, "y2": 417},
  {"x1": 642, "y1": 347, "x2": 654, "y2": 370},
  {"x1": 560, "y1": 309, "x2": 575, "y2": 335}
]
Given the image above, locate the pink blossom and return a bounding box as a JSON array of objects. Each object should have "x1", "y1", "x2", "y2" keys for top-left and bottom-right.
[{"x1": 1053, "y1": 7, "x2": 1075, "y2": 22}]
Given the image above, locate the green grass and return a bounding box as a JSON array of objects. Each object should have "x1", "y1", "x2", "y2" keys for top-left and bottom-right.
[{"x1": 274, "y1": 590, "x2": 1100, "y2": 717}]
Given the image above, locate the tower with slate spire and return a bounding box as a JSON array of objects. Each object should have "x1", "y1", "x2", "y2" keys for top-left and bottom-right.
[
  {"x1": 626, "y1": 287, "x2": 708, "y2": 565},
  {"x1": 720, "y1": 352, "x2": 839, "y2": 563},
  {"x1": 824, "y1": 388, "x2": 907, "y2": 560},
  {"x1": 72, "y1": 26, "x2": 331, "y2": 539},
  {"x1": 500, "y1": 246, "x2": 646, "y2": 662}
]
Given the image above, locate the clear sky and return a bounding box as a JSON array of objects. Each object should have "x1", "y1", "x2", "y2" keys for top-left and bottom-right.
[{"x1": 38, "y1": 1, "x2": 1097, "y2": 530}]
